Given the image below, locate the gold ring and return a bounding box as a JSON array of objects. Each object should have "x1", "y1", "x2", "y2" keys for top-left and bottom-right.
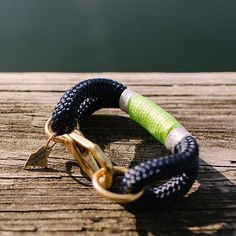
[
  {"x1": 92, "y1": 166, "x2": 144, "y2": 204},
  {"x1": 45, "y1": 117, "x2": 66, "y2": 143}
]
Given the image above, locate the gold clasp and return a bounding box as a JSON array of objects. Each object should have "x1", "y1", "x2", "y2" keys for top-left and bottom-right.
[
  {"x1": 44, "y1": 117, "x2": 143, "y2": 203},
  {"x1": 45, "y1": 117, "x2": 113, "y2": 189}
]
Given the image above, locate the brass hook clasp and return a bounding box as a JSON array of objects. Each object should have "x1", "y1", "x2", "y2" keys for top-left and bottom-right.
[
  {"x1": 45, "y1": 117, "x2": 113, "y2": 189},
  {"x1": 44, "y1": 117, "x2": 144, "y2": 204}
]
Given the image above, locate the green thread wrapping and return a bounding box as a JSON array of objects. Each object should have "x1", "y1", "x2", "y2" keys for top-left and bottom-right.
[{"x1": 127, "y1": 94, "x2": 181, "y2": 145}]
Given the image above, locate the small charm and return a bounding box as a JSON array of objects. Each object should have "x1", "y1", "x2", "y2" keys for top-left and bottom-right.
[{"x1": 24, "y1": 135, "x2": 55, "y2": 168}]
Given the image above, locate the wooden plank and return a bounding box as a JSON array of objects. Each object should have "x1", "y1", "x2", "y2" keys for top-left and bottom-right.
[{"x1": 0, "y1": 73, "x2": 235, "y2": 235}]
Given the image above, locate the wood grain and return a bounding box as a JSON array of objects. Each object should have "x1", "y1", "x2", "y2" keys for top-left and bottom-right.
[{"x1": 0, "y1": 73, "x2": 235, "y2": 235}]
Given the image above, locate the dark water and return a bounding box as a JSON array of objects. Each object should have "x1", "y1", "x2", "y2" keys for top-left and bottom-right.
[{"x1": 0, "y1": 0, "x2": 236, "y2": 72}]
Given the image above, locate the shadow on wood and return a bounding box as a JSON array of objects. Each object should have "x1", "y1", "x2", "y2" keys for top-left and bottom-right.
[{"x1": 78, "y1": 114, "x2": 235, "y2": 235}]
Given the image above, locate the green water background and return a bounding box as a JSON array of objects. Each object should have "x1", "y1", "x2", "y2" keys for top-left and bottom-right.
[{"x1": 0, "y1": 0, "x2": 235, "y2": 72}]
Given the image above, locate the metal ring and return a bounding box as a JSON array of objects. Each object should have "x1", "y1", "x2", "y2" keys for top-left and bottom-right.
[
  {"x1": 92, "y1": 166, "x2": 144, "y2": 204},
  {"x1": 45, "y1": 117, "x2": 66, "y2": 143}
]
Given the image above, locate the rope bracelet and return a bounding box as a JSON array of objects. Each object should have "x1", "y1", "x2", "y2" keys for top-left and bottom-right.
[{"x1": 51, "y1": 78, "x2": 199, "y2": 207}]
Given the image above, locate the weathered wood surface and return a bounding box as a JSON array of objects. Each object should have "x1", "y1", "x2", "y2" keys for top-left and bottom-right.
[{"x1": 0, "y1": 72, "x2": 235, "y2": 236}]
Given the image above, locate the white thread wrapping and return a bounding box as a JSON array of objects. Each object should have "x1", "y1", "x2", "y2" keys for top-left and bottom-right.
[
  {"x1": 119, "y1": 88, "x2": 137, "y2": 113},
  {"x1": 165, "y1": 126, "x2": 192, "y2": 153}
]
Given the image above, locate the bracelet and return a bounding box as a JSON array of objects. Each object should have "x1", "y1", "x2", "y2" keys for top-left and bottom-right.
[{"x1": 26, "y1": 78, "x2": 199, "y2": 207}]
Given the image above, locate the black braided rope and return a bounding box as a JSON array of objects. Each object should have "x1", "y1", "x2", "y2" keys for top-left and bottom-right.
[
  {"x1": 51, "y1": 78, "x2": 127, "y2": 135},
  {"x1": 51, "y1": 78, "x2": 199, "y2": 206},
  {"x1": 122, "y1": 136, "x2": 199, "y2": 208}
]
